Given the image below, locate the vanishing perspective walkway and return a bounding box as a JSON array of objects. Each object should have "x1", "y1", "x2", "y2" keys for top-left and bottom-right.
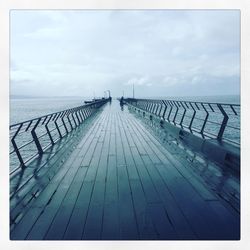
[{"x1": 10, "y1": 101, "x2": 240, "y2": 240}]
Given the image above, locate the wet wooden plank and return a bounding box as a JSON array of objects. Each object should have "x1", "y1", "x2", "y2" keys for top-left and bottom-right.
[
  {"x1": 141, "y1": 155, "x2": 196, "y2": 239},
  {"x1": 11, "y1": 101, "x2": 240, "y2": 240},
  {"x1": 117, "y1": 114, "x2": 157, "y2": 239},
  {"x1": 10, "y1": 111, "x2": 102, "y2": 212},
  {"x1": 81, "y1": 181, "x2": 106, "y2": 239},
  {"x1": 12, "y1": 113, "x2": 107, "y2": 240},
  {"x1": 101, "y1": 117, "x2": 120, "y2": 239},
  {"x1": 63, "y1": 181, "x2": 93, "y2": 240},
  {"x1": 26, "y1": 156, "x2": 88, "y2": 240},
  {"x1": 147, "y1": 203, "x2": 177, "y2": 239},
  {"x1": 121, "y1": 117, "x2": 161, "y2": 204},
  {"x1": 11, "y1": 152, "x2": 83, "y2": 240},
  {"x1": 164, "y1": 176, "x2": 228, "y2": 239},
  {"x1": 10, "y1": 112, "x2": 103, "y2": 214},
  {"x1": 129, "y1": 180, "x2": 158, "y2": 239},
  {"x1": 115, "y1": 114, "x2": 139, "y2": 239},
  {"x1": 129, "y1": 116, "x2": 218, "y2": 207},
  {"x1": 43, "y1": 165, "x2": 89, "y2": 240},
  {"x1": 82, "y1": 115, "x2": 111, "y2": 240},
  {"x1": 124, "y1": 116, "x2": 196, "y2": 239},
  {"x1": 207, "y1": 201, "x2": 240, "y2": 239},
  {"x1": 102, "y1": 114, "x2": 120, "y2": 239},
  {"x1": 128, "y1": 117, "x2": 217, "y2": 201},
  {"x1": 61, "y1": 115, "x2": 109, "y2": 240},
  {"x1": 11, "y1": 137, "x2": 80, "y2": 219},
  {"x1": 126, "y1": 107, "x2": 240, "y2": 239}
]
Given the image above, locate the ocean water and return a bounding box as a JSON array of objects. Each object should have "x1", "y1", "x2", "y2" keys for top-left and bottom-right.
[
  {"x1": 9, "y1": 95, "x2": 240, "y2": 171},
  {"x1": 151, "y1": 95, "x2": 240, "y2": 104},
  {"x1": 10, "y1": 96, "x2": 89, "y2": 125},
  {"x1": 10, "y1": 95, "x2": 240, "y2": 125}
]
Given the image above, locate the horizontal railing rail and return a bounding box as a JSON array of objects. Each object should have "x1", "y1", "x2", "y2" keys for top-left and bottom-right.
[
  {"x1": 10, "y1": 98, "x2": 109, "y2": 174},
  {"x1": 124, "y1": 98, "x2": 240, "y2": 147}
]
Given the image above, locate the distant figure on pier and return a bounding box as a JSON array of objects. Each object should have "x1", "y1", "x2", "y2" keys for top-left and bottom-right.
[{"x1": 120, "y1": 96, "x2": 124, "y2": 111}]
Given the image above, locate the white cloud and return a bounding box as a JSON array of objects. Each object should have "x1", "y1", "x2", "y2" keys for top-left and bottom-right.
[
  {"x1": 10, "y1": 10, "x2": 240, "y2": 97},
  {"x1": 24, "y1": 27, "x2": 66, "y2": 39},
  {"x1": 163, "y1": 76, "x2": 178, "y2": 86},
  {"x1": 191, "y1": 75, "x2": 204, "y2": 85},
  {"x1": 125, "y1": 76, "x2": 149, "y2": 86},
  {"x1": 172, "y1": 46, "x2": 183, "y2": 56}
]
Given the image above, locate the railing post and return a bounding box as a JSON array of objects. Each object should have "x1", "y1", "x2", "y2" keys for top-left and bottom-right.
[
  {"x1": 79, "y1": 109, "x2": 85, "y2": 121},
  {"x1": 173, "y1": 101, "x2": 179, "y2": 124},
  {"x1": 154, "y1": 102, "x2": 159, "y2": 115},
  {"x1": 67, "y1": 110, "x2": 74, "y2": 131},
  {"x1": 81, "y1": 109, "x2": 87, "y2": 120},
  {"x1": 217, "y1": 104, "x2": 229, "y2": 141},
  {"x1": 188, "y1": 102, "x2": 196, "y2": 130},
  {"x1": 75, "y1": 109, "x2": 81, "y2": 125},
  {"x1": 155, "y1": 102, "x2": 160, "y2": 115},
  {"x1": 54, "y1": 113, "x2": 63, "y2": 139},
  {"x1": 11, "y1": 124, "x2": 25, "y2": 168},
  {"x1": 200, "y1": 103, "x2": 209, "y2": 135},
  {"x1": 61, "y1": 111, "x2": 69, "y2": 134},
  {"x1": 158, "y1": 101, "x2": 163, "y2": 116},
  {"x1": 45, "y1": 114, "x2": 55, "y2": 145},
  {"x1": 31, "y1": 118, "x2": 43, "y2": 155},
  {"x1": 179, "y1": 102, "x2": 187, "y2": 127},
  {"x1": 79, "y1": 108, "x2": 84, "y2": 121},
  {"x1": 167, "y1": 101, "x2": 173, "y2": 122},
  {"x1": 162, "y1": 101, "x2": 168, "y2": 120},
  {"x1": 71, "y1": 110, "x2": 78, "y2": 128},
  {"x1": 151, "y1": 102, "x2": 156, "y2": 113},
  {"x1": 25, "y1": 120, "x2": 33, "y2": 131}
]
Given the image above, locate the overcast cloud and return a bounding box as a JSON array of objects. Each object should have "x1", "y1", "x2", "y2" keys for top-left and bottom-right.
[{"x1": 10, "y1": 10, "x2": 240, "y2": 98}]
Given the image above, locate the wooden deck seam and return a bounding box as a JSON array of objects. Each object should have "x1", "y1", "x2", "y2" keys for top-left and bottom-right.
[
  {"x1": 17, "y1": 111, "x2": 106, "y2": 237},
  {"x1": 10, "y1": 101, "x2": 240, "y2": 240},
  {"x1": 117, "y1": 112, "x2": 162, "y2": 238},
  {"x1": 99, "y1": 113, "x2": 112, "y2": 239},
  {"x1": 101, "y1": 112, "x2": 121, "y2": 239},
  {"x1": 119, "y1": 111, "x2": 180, "y2": 239},
  {"x1": 126, "y1": 108, "x2": 239, "y2": 239},
  {"x1": 60, "y1": 112, "x2": 110, "y2": 240},
  {"x1": 128, "y1": 114, "x2": 218, "y2": 200},
  {"x1": 125, "y1": 113, "x2": 198, "y2": 238},
  {"x1": 120, "y1": 113, "x2": 162, "y2": 204},
  {"x1": 116, "y1": 111, "x2": 140, "y2": 239},
  {"x1": 31, "y1": 113, "x2": 107, "y2": 239},
  {"x1": 80, "y1": 112, "x2": 111, "y2": 239}
]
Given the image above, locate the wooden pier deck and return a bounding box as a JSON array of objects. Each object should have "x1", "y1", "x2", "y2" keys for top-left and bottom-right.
[{"x1": 10, "y1": 101, "x2": 240, "y2": 240}]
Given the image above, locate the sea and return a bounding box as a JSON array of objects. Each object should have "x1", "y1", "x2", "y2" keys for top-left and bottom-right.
[
  {"x1": 9, "y1": 95, "x2": 240, "y2": 171},
  {"x1": 10, "y1": 95, "x2": 240, "y2": 125},
  {"x1": 10, "y1": 96, "x2": 90, "y2": 125}
]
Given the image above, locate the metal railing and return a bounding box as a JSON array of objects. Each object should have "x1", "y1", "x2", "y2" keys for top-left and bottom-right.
[
  {"x1": 124, "y1": 98, "x2": 240, "y2": 147},
  {"x1": 10, "y1": 98, "x2": 109, "y2": 175}
]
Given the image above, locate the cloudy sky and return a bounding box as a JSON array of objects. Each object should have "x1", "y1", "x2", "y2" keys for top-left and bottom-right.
[{"x1": 10, "y1": 10, "x2": 240, "y2": 98}]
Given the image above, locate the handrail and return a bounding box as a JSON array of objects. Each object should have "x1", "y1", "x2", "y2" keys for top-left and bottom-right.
[
  {"x1": 124, "y1": 98, "x2": 240, "y2": 147},
  {"x1": 9, "y1": 98, "x2": 109, "y2": 174}
]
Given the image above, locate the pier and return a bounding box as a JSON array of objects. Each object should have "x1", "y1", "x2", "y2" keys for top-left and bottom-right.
[{"x1": 9, "y1": 98, "x2": 240, "y2": 240}]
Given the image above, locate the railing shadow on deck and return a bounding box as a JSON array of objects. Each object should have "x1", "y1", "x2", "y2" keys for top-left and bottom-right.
[
  {"x1": 124, "y1": 98, "x2": 240, "y2": 211},
  {"x1": 9, "y1": 98, "x2": 110, "y2": 226},
  {"x1": 9, "y1": 98, "x2": 109, "y2": 177}
]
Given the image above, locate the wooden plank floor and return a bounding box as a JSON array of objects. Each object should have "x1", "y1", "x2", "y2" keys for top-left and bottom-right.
[{"x1": 10, "y1": 101, "x2": 240, "y2": 240}]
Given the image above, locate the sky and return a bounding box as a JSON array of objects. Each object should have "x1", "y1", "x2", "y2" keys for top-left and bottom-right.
[{"x1": 10, "y1": 10, "x2": 240, "y2": 98}]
